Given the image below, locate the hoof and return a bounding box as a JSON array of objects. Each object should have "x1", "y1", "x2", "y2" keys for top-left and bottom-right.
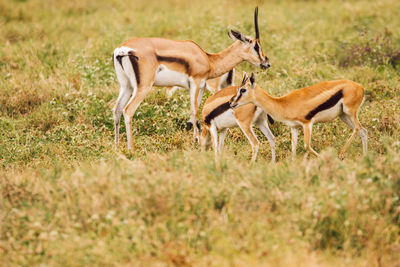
[{"x1": 186, "y1": 121, "x2": 193, "y2": 131}]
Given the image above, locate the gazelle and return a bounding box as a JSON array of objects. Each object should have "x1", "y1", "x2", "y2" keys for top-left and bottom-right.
[
  {"x1": 113, "y1": 7, "x2": 270, "y2": 149},
  {"x1": 229, "y1": 73, "x2": 368, "y2": 160},
  {"x1": 165, "y1": 69, "x2": 235, "y2": 98},
  {"x1": 200, "y1": 85, "x2": 276, "y2": 163}
]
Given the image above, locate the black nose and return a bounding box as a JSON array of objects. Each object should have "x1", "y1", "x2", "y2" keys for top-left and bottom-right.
[{"x1": 261, "y1": 62, "x2": 270, "y2": 70}]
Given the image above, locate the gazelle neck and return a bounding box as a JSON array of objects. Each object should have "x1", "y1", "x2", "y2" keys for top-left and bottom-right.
[
  {"x1": 254, "y1": 87, "x2": 284, "y2": 119},
  {"x1": 207, "y1": 41, "x2": 244, "y2": 78}
]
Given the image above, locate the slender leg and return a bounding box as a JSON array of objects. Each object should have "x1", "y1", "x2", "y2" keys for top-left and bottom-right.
[
  {"x1": 123, "y1": 85, "x2": 153, "y2": 150},
  {"x1": 197, "y1": 80, "x2": 206, "y2": 108},
  {"x1": 339, "y1": 114, "x2": 363, "y2": 159},
  {"x1": 188, "y1": 79, "x2": 200, "y2": 141},
  {"x1": 256, "y1": 119, "x2": 276, "y2": 162},
  {"x1": 209, "y1": 124, "x2": 220, "y2": 168},
  {"x1": 186, "y1": 79, "x2": 206, "y2": 142},
  {"x1": 193, "y1": 80, "x2": 206, "y2": 142},
  {"x1": 218, "y1": 128, "x2": 228, "y2": 154},
  {"x1": 166, "y1": 86, "x2": 180, "y2": 98},
  {"x1": 114, "y1": 86, "x2": 133, "y2": 147},
  {"x1": 340, "y1": 114, "x2": 368, "y2": 156},
  {"x1": 205, "y1": 83, "x2": 214, "y2": 93},
  {"x1": 303, "y1": 123, "x2": 319, "y2": 158},
  {"x1": 359, "y1": 127, "x2": 368, "y2": 155},
  {"x1": 238, "y1": 121, "x2": 260, "y2": 162},
  {"x1": 291, "y1": 127, "x2": 299, "y2": 160},
  {"x1": 113, "y1": 56, "x2": 133, "y2": 148}
]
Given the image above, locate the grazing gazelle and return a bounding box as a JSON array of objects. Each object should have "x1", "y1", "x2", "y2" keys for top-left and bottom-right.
[
  {"x1": 113, "y1": 7, "x2": 270, "y2": 149},
  {"x1": 229, "y1": 73, "x2": 367, "y2": 160},
  {"x1": 200, "y1": 84, "x2": 276, "y2": 163},
  {"x1": 165, "y1": 69, "x2": 235, "y2": 98}
]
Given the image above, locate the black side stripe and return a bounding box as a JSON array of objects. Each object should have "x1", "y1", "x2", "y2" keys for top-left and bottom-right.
[
  {"x1": 305, "y1": 90, "x2": 343, "y2": 120},
  {"x1": 128, "y1": 51, "x2": 140, "y2": 85},
  {"x1": 156, "y1": 55, "x2": 190, "y2": 73},
  {"x1": 204, "y1": 102, "x2": 231, "y2": 125},
  {"x1": 116, "y1": 55, "x2": 124, "y2": 70},
  {"x1": 226, "y1": 70, "x2": 234, "y2": 85}
]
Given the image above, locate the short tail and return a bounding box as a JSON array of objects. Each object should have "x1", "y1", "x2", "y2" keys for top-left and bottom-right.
[{"x1": 113, "y1": 46, "x2": 140, "y2": 88}]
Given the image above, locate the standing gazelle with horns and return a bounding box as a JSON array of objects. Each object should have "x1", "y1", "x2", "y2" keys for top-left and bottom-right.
[
  {"x1": 113, "y1": 7, "x2": 269, "y2": 149},
  {"x1": 229, "y1": 73, "x2": 368, "y2": 160}
]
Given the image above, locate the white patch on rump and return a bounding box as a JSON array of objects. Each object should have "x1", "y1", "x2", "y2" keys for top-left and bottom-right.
[
  {"x1": 114, "y1": 46, "x2": 136, "y2": 56},
  {"x1": 154, "y1": 65, "x2": 190, "y2": 88}
]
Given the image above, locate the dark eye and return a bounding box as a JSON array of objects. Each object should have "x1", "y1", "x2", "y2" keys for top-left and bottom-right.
[{"x1": 240, "y1": 88, "x2": 246, "y2": 93}]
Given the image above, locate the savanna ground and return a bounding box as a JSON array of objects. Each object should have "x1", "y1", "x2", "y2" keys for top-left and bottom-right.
[{"x1": 1, "y1": 0, "x2": 400, "y2": 265}]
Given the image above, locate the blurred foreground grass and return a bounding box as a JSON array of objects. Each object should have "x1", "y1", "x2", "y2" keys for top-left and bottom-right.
[{"x1": 1, "y1": 148, "x2": 400, "y2": 265}]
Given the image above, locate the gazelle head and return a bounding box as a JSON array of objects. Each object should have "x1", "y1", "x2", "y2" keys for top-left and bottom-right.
[
  {"x1": 228, "y1": 7, "x2": 270, "y2": 70},
  {"x1": 230, "y1": 72, "x2": 257, "y2": 108},
  {"x1": 199, "y1": 126, "x2": 212, "y2": 151}
]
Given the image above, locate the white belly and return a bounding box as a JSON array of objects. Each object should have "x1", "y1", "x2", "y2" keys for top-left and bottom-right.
[
  {"x1": 213, "y1": 109, "x2": 237, "y2": 130},
  {"x1": 313, "y1": 101, "x2": 343, "y2": 123},
  {"x1": 154, "y1": 65, "x2": 190, "y2": 88}
]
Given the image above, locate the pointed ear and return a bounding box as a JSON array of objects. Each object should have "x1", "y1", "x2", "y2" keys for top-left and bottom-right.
[
  {"x1": 249, "y1": 72, "x2": 256, "y2": 89},
  {"x1": 228, "y1": 30, "x2": 250, "y2": 44}
]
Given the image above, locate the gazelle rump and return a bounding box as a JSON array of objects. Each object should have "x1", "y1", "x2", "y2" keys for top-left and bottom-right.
[
  {"x1": 113, "y1": 7, "x2": 270, "y2": 150},
  {"x1": 200, "y1": 86, "x2": 276, "y2": 164},
  {"x1": 165, "y1": 69, "x2": 235, "y2": 98},
  {"x1": 230, "y1": 73, "x2": 367, "y2": 159}
]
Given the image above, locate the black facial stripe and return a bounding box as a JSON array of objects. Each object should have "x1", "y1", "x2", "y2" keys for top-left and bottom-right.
[
  {"x1": 235, "y1": 91, "x2": 243, "y2": 103},
  {"x1": 254, "y1": 42, "x2": 263, "y2": 61},
  {"x1": 204, "y1": 102, "x2": 231, "y2": 125},
  {"x1": 227, "y1": 69, "x2": 234, "y2": 85},
  {"x1": 128, "y1": 51, "x2": 140, "y2": 85},
  {"x1": 305, "y1": 90, "x2": 343, "y2": 120},
  {"x1": 156, "y1": 55, "x2": 190, "y2": 73}
]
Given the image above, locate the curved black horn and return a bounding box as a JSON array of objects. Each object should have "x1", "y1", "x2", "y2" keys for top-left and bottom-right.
[{"x1": 254, "y1": 6, "x2": 259, "y2": 39}]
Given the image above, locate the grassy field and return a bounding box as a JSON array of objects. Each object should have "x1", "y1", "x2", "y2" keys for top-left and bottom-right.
[{"x1": 1, "y1": 0, "x2": 400, "y2": 265}]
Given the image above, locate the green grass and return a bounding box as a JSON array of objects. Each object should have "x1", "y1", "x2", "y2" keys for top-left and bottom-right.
[{"x1": 1, "y1": 0, "x2": 400, "y2": 265}]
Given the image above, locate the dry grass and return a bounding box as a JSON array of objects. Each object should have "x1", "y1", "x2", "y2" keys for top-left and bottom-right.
[{"x1": 1, "y1": 149, "x2": 400, "y2": 265}]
